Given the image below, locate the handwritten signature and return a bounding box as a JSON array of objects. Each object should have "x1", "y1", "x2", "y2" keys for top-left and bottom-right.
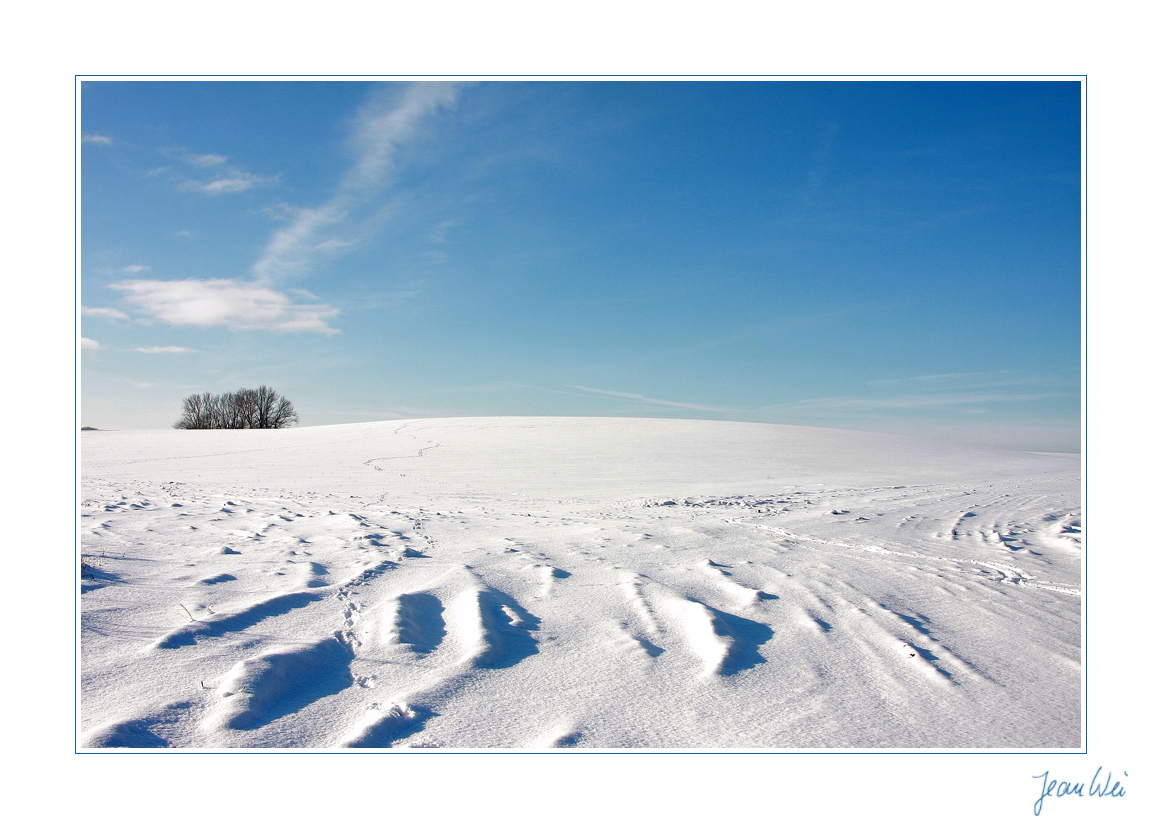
[{"x1": 1033, "y1": 767, "x2": 1128, "y2": 816}]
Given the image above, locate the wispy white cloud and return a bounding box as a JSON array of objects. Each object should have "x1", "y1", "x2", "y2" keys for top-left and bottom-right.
[
  {"x1": 287, "y1": 287, "x2": 323, "y2": 300},
  {"x1": 183, "y1": 153, "x2": 228, "y2": 167},
  {"x1": 342, "y1": 83, "x2": 463, "y2": 192},
  {"x1": 80, "y1": 337, "x2": 102, "y2": 349},
  {"x1": 162, "y1": 145, "x2": 276, "y2": 195},
  {"x1": 865, "y1": 370, "x2": 1077, "y2": 392},
  {"x1": 258, "y1": 203, "x2": 301, "y2": 222},
  {"x1": 428, "y1": 219, "x2": 459, "y2": 244},
  {"x1": 252, "y1": 82, "x2": 464, "y2": 284},
  {"x1": 97, "y1": 264, "x2": 152, "y2": 277},
  {"x1": 346, "y1": 286, "x2": 423, "y2": 311},
  {"x1": 767, "y1": 391, "x2": 1068, "y2": 413},
  {"x1": 870, "y1": 371, "x2": 992, "y2": 385},
  {"x1": 135, "y1": 346, "x2": 197, "y2": 354},
  {"x1": 568, "y1": 385, "x2": 732, "y2": 414},
  {"x1": 111, "y1": 86, "x2": 461, "y2": 339},
  {"x1": 314, "y1": 238, "x2": 353, "y2": 252},
  {"x1": 82, "y1": 306, "x2": 129, "y2": 321},
  {"x1": 82, "y1": 134, "x2": 113, "y2": 145},
  {"x1": 180, "y1": 170, "x2": 278, "y2": 195},
  {"x1": 111, "y1": 278, "x2": 340, "y2": 334},
  {"x1": 567, "y1": 376, "x2": 1075, "y2": 423},
  {"x1": 763, "y1": 371, "x2": 1078, "y2": 419},
  {"x1": 252, "y1": 203, "x2": 348, "y2": 282}
]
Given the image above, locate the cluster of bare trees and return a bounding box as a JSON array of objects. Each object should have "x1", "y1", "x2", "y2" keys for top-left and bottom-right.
[{"x1": 174, "y1": 386, "x2": 299, "y2": 430}]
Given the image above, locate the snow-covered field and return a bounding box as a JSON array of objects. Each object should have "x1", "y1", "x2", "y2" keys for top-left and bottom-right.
[{"x1": 79, "y1": 417, "x2": 1081, "y2": 749}]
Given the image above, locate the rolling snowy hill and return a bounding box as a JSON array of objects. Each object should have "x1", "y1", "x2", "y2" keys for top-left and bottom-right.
[{"x1": 79, "y1": 418, "x2": 1081, "y2": 749}]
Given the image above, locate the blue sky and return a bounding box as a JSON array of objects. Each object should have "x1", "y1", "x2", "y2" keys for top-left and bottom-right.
[{"x1": 80, "y1": 80, "x2": 1081, "y2": 450}]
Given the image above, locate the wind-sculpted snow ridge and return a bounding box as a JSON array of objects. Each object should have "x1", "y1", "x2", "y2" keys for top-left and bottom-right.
[
  {"x1": 204, "y1": 636, "x2": 355, "y2": 731},
  {"x1": 80, "y1": 418, "x2": 1081, "y2": 749}
]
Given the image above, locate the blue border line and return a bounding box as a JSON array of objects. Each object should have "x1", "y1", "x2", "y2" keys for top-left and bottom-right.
[
  {"x1": 75, "y1": 76, "x2": 82, "y2": 750},
  {"x1": 76, "y1": 74, "x2": 1084, "y2": 79},
  {"x1": 1082, "y1": 75, "x2": 1088, "y2": 755}
]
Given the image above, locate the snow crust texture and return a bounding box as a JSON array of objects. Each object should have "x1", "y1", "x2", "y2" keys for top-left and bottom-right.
[{"x1": 80, "y1": 418, "x2": 1081, "y2": 749}]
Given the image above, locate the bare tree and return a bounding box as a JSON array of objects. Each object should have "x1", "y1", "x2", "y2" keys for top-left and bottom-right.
[
  {"x1": 174, "y1": 392, "x2": 213, "y2": 429},
  {"x1": 231, "y1": 387, "x2": 259, "y2": 429},
  {"x1": 269, "y1": 394, "x2": 298, "y2": 429},
  {"x1": 174, "y1": 386, "x2": 299, "y2": 430},
  {"x1": 206, "y1": 391, "x2": 226, "y2": 429},
  {"x1": 253, "y1": 385, "x2": 279, "y2": 429}
]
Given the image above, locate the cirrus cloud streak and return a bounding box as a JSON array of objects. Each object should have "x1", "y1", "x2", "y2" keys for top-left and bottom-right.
[
  {"x1": 180, "y1": 170, "x2": 278, "y2": 195},
  {"x1": 252, "y1": 82, "x2": 464, "y2": 284},
  {"x1": 568, "y1": 385, "x2": 737, "y2": 414}
]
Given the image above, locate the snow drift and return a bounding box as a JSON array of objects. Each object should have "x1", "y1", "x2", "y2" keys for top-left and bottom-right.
[{"x1": 79, "y1": 417, "x2": 1081, "y2": 749}]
